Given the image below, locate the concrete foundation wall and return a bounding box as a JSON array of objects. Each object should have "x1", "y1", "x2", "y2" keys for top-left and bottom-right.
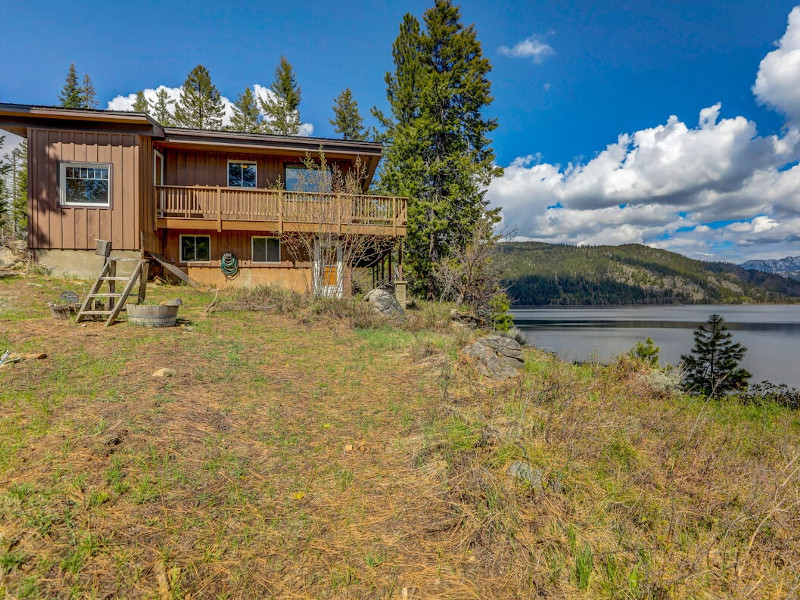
[
  {"x1": 36, "y1": 249, "x2": 141, "y2": 278},
  {"x1": 187, "y1": 265, "x2": 313, "y2": 292}
]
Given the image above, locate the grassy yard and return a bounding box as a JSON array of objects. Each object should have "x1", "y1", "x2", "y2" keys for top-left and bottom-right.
[{"x1": 1, "y1": 272, "x2": 799, "y2": 599}]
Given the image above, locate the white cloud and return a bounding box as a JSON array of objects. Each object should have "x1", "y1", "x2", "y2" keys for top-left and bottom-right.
[
  {"x1": 499, "y1": 35, "x2": 554, "y2": 62},
  {"x1": 489, "y1": 6, "x2": 800, "y2": 263},
  {"x1": 106, "y1": 84, "x2": 314, "y2": 136},
  {"x1": 754, "y1": 6, "x2": 800, "y2": 124}
]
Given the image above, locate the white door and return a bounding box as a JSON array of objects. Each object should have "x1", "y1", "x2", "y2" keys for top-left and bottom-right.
[{"x1": 313, "y1": 238, "x2": 343, "y2": 297}]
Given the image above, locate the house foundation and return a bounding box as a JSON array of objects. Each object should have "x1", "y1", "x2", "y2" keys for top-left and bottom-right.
[{"x1": 35, "y1": 249, "x2": 141, "y2": 278}]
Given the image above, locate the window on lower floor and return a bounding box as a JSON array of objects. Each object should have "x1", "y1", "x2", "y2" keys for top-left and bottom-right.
[
  {"x1": 60, "y1": 162, "x2": 111, "y2": 207},
  {"x1": 180, "y1": 235, "x2": 210, "y2": 262},
  {"x1": 228, "y1": 161, "x2": 257, "y2": 188},
  {"x1": 252, "y1": 236, "x2": 280, "y2": 263}
]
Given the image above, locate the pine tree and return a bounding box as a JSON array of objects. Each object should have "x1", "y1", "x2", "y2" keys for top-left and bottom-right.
[
  {"x1": 58, "y1": 63, "x2": 86, "y2": 108},
  {"x1": 229, "y1": 87, "x2": 261, "y2": 133},
  {"x1": 7, "y1": 140, "x2": 27, "y2": 236},
  {"x1": 260, "y1": 57, "x2": 302, "y2": 135},
  {"x1": 630, "y1": 337, "x2": 660, "y2": 367},
  {"x1": 681, "y1": 314, "x2": 751, "y2": 397},
  {"x1": 0, "y1": 136, "x2": 10, "y2": 235},
  {"x1": 82, "y1": 74, "x2": 97, "y2": 108},
  {"x1": 174, "y1": 65, "x2": 225, "y2": 130},
  {"x1": 376, "y1": 1, "x2": 502, "y2": 298},
  {"x1": 330, "y1": 88, "x2": 367, "y2": 140},
  {"x1": 150, "y1": 88, "x2": 175, "y2": 126},
  {"x1": 131, "y1": 90, "x2": 150, "y2": 114}
]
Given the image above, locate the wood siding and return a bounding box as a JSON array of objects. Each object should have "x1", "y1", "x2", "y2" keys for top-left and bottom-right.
[
  {"x1": 161, "y1": 148, "x2": 349, "y2": 188},
  {"x1": 28, "y1": 128, "x2": 141, "y2": 250},
  {"x1": 163, "y1": 230, "x2": 311, "y2": 265},
  {"x1": 138, "y1": 135, "x2": 159, "y2": 254}
]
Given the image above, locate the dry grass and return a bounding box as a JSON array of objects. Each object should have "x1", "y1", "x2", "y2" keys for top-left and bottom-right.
[{"x1": 1, "y1": 274, "x2": 799, "y2": 598}]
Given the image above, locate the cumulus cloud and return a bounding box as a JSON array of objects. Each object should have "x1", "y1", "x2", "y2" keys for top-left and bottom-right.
[
  {"x1": 499, "y1": 35, "x2": 554, "y2": 62},
  {"x1": 489, "y1": 7, "x2": 800, "y2": 262},
  {"x1": 753, "y1": 6, "x2": 800, "y2": 124},
  {"x1": 106, "y1": 85, "x2": 314, "y2": 136}
]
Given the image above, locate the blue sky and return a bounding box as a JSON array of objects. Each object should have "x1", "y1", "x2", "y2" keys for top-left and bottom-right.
[{"x1": 2, "y1": 0, "x2": 800, "y2": 261}]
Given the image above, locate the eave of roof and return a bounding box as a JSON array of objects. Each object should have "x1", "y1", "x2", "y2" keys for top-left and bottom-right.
[
  {"x1": 160, "y1": 127, "x2": 383, "y2": 156},
  {"x1": 0, "y1": 102, "x2": 164, "y2": 135}
]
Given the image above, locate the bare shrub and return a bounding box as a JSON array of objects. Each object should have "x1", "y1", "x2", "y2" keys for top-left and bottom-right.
[{"x1": 277, "y1": 151, "x2": 400, "y2": 298}]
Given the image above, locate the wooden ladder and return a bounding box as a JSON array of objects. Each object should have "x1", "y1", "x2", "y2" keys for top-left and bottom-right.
[{"x1": 76, "y1": 258, "x2": 149, "y2": 327}]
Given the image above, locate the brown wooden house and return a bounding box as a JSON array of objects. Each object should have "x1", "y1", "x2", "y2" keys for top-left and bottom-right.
[{"x1": 0, "y1": 103, "x2": 407, "y2": 295}]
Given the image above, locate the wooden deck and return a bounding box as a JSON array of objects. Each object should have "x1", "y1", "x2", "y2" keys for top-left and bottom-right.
[{"x1": 155, "y1": 185, "x2": 407, "y2": 236}]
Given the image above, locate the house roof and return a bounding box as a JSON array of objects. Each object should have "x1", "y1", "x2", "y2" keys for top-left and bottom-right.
[
  {"x1": 0, "y1": 101, "x2": 384, "y2": 181},
  {"x1": 0, "y1": 102, "x2": 164, "y2": 136}
]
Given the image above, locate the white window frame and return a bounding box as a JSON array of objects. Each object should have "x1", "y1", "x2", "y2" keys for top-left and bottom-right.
[
  {"x1": 59, "y1": 162, "x2": 112, "y2": 208},
  {"x1": 227, "y1": 160, "x2": 258, "y2": 188},
  {"x1": 179, "y1": 234, "x2": 211, "y2": 263},
  {"x1": 153, "y1": 150, "x2": 165, "y2": 185},
  {"x1": 251, "y1": 236, "x2": 281, "y2": 264}
]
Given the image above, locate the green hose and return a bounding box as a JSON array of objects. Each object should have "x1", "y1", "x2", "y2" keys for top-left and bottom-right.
[{"x1": 220, "y1": 252, "x2": 239, "y2": 278}]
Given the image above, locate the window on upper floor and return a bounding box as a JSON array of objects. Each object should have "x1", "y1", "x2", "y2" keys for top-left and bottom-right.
[
  {"x1": 60, "y1": 162, "x2": 111, "y2": 207},
  {"x1": 285, "y1": 164, "x2": 332, "y2": 193},
  {"x1": 228, "y1": 161, "x2": 257, "y2": 188},
  {"x1": 154, "y1": 150, "x2": 164, "y2": 186}
]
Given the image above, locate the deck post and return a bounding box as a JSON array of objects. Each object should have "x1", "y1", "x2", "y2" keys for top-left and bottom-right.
[
  {"x1": 336, "y1": 193, "x2": 342, "y2": 234},
  {"x1": 216, "y1": 187, "x2": 222, "y2": 232},
  {"x1": 278, "y1": 190, "x2": 283, "y2": 233},
  {"x1": 392, "y1": 197, "x2": 397, "y2": 237}
]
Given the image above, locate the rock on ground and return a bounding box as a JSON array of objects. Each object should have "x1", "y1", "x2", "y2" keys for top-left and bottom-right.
[
  {"x1": 364, "y1": 288, "x2": 404, "y2": 316},
  {"x1": 461, "y1": 334, "x2": 525, "y2": 380},
  {"x1": 152, "y1": 368, "x2": 176, "y2": 378}
]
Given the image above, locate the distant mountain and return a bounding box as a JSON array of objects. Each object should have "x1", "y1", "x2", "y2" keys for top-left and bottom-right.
[
  {"x1": 741, "y1": 256, "x2": 800, "y2": 281},
  {"x1": 500, "y1": 242, "x2": 800, "y2": 306}
]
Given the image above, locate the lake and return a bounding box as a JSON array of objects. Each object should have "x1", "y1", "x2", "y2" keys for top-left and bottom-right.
[{"x1": 512, "y1": 304, "x2": 800, "y2": 389}]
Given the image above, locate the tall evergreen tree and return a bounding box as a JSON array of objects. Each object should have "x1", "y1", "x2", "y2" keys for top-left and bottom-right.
[
  {"x1": 174, "y1": 65, "x2": 225, "y2": 130},
  {"x1": 7, "y1": 140, "x2": 27, "y2": 236},
  {"x1": 0, "y1": 136, "x2": 10, "y2": 235},
  {"x1": 376, "y1": 1, "x2": 502, "y2": 297},
  {"x1": 681, "y1": 314, "x2": 751, "y2": 397},
  {"x1": 131, "y1": 90, "x2": 150, "y2": 114},
  {"x1": 150, "y1": 88, "x2": 175, "y2": 126},
  {"x1": 330, "y1": 88, "x2": 368, "y2": 140},
  {"x1": 260, "y1": 57, "x2": 302, "y2": 135},
  {"x1": 58, "y1": 63, "x2": 87, "y2": 108},
  {"x1": 81, "y1": 74, "x2": 97, "y2": 108},
  {"x1": 229, "y1": 87, "x2": 261, "y2": 133}
]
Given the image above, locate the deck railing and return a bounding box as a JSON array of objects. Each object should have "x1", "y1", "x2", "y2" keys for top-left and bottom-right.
[{"x1": 156, "y1": 185, "x2": 407, "y2": 235}]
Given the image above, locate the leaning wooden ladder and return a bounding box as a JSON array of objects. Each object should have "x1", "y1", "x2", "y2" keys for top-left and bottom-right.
[{"x1": 76, "y1": 258, "x2": 149, "y2": 327}]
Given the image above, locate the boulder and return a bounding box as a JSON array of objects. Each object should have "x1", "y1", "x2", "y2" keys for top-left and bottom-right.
[
  {"x1": 461, "y1": 334, "x2": 525, "y2": 380},
  {"x1": 450, "y1": 309, "x2": 484, "y2": 328},
  {"x1": 0, "y1": 247, "x2": 15, "y2": 268},
  {"x1": 364, "y1": 288, "x2": 404, "y2": 316}
]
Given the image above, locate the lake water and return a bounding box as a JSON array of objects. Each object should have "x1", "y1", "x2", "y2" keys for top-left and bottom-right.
[{"x1": 512, "y1": 304, "x2": 800, "y2": 389}]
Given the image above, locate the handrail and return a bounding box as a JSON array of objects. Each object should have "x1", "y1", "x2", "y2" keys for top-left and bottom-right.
[{"x1": 155, "y1": 185, "x2": 408, "y2": 232}]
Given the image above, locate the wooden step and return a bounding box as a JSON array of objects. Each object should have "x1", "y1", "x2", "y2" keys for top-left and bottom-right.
[
  {"x1": 109, "y1": 258, "x2": 143, "y2": 262},
  {"x1": 80, "y1": 310, "x2": 114, "y2": 315},
  {"x1": 88, "y1": 293, "x2": 123, "y2": 298},
  {"x1": 99, "y1": 276, "x2": 131, "y2": 281}
]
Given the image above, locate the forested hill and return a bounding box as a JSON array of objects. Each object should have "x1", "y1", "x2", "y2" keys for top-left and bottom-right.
[{"x1": 500, "y1": 242, "x2": 800, "y2": 306}]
